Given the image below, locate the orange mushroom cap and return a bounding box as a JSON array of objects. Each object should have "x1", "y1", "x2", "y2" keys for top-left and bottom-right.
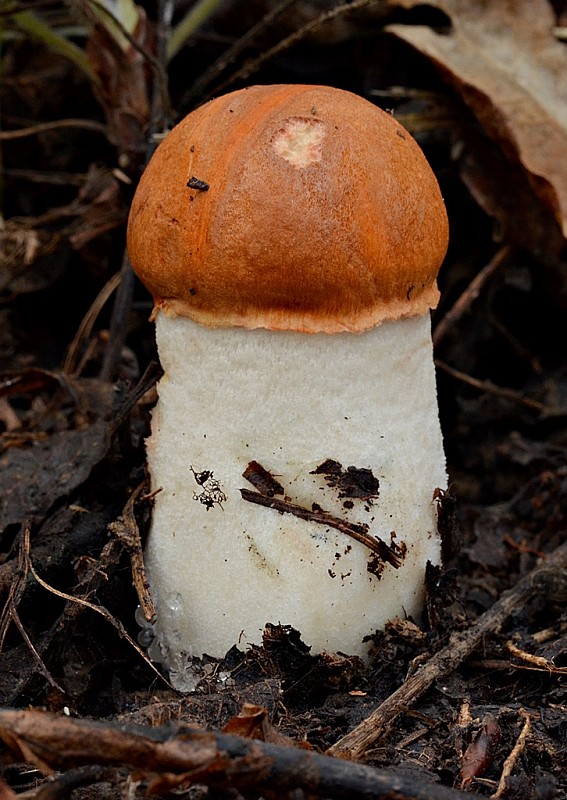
[{"x1": 127, "y1": 84, "x2": 449, "y2": 334}]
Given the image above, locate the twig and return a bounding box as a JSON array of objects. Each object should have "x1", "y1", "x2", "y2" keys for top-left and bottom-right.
[
  {"x1": 327, "y1": 538, "x2": 567, "y2": 760},
  {"x1": 0, "y1": 525, "x2": 63, "y2": 692},
  {"x1": 240, "y1": 488, "x2": 402, "y2": 568},
  {"x1": 0, "y1": 119, "x2": 108, "y2": 141},
  {"x1": 180, "y1": 0, "x2": 299, "y2": 108},
  {"x1": 2, "y1": 168, "x2": 86, "y2": 186},
  {"x1": 0, "y1": 709, "x2": 477, "y2": 800},
  {"x1": 505, "y1": 641, "x2": 567, "y2": 675},
  {"x1": 491, "y1": 710, "x2": 531, "y2": 798},
  {"x1": 0, "y1": 525, "x2": 30, "y2": 653},
  {"x1": 9, "y1": 605, "x2": 64, "y2": 694},
  {"x1": 435, "y1": 360, "x2": 546, "y2": 413},
  {"x1": 28, "y1": 556, "x2": 170, "y2": 688},
  {"x1": 27, "y1": 766, "x2": 126, "y2": 800},
  {"x1": 210, "y1": 0, "x2": 378, "y2": 96},
  {"x1": 433, "y1": 246, "x2": 511, "y2": 347}
]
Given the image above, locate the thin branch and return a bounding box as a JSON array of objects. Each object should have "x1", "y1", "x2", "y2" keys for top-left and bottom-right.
[
  {"x1": 0, "y1": 119, "x2": 107, "y2": 141},
  {"x1": 433, "y1": 245, "x2": 511, "y2": 348},
  {"x1": 491, "y1": 710, "x2": 531, "y2": 798},
  {"x1": 0, "y1": 523, "x2": 32, "y2": 652},
  {"x1": 0, "y1": 709, "x2": 477, "y2": 800},
  {"x1": 327, "y1": 537, "x2": 567, "y2": 760},
  {"x1": 3, "y1": 168, "x2": 86, "y2": 185},
  {"x1": 505, "y1": 641, "x2": 567, "y2": 675},
  {"x1": 209, "y1": 0, "x2": 378, "y2": 97},
  {"x1": 0, "y1": 525, "x2": 63, "y2": 692},
  {"x1": 28, "y1": 559, "x2": 170, "y2": 688},
  {"x1": 435, "y1": 360, "x2": 546, "y2": 413},
  {"x1": 240, "y1": 488, "x2": 401, "y2": 568},
  {"x1": 8, "y1": 605, "x2": 64, "y2": 693},
  {"x1": 180, "y1": 0, "x2": 299, "y2": 108}
]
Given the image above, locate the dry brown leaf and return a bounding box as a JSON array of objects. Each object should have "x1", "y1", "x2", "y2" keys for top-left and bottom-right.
[{"x1": 387, "y1": 0, "x2": 567, "y2": 237}]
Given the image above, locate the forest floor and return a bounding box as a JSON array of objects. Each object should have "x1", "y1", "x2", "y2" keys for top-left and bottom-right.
[{"x1": 0, "y1": 1, "x2": 566, "y2": 798}]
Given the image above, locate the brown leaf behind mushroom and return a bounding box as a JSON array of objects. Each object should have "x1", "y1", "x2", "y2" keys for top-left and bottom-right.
[{"x1": 387, "y1": 0, "x2": 567, "y2": 238}]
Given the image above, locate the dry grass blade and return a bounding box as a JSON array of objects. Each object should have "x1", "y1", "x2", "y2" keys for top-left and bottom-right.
[
  {"x1": 63, "y1": 271, "x2": 122, "y2": 375},
  {"x1": 433, "y1": 246, "x2": 511, "y2": 348}
]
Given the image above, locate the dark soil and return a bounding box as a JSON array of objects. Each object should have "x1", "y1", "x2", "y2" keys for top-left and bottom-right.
[{"x1": 0, "y1": 2, "x2": 566, "y2": 798}]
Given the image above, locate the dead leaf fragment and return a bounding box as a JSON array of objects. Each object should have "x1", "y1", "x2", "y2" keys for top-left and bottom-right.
[{"x1": 222, "y1": 703, "x2": 298, "y2": 747}]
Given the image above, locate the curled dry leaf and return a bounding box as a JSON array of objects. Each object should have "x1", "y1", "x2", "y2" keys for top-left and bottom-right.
[
  {"x1": 222, "y1": 703, "x2": 301, "y2": 748},
  {"x1": 387, "y1": 0, "x2": 567, "y2": 238}
]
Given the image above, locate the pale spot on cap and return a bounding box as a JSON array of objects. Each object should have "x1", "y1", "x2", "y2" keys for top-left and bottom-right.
[{"x1": 271, "y1": 117, "x2": 326, "y2": 168}]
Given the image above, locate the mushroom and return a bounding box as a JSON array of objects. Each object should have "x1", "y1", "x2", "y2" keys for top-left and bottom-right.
[{"x1": 127, "y1": 84, "x2": 449, "y2": 683}]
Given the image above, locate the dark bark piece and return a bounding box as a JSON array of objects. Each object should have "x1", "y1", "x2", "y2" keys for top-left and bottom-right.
[{"x1": 0, "y1": 709, "x2": 476, "y2": 800}]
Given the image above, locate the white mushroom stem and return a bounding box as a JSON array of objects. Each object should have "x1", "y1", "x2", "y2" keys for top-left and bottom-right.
[{"x1": 145, "y1": 312, "x2": 446, "y2": 672}]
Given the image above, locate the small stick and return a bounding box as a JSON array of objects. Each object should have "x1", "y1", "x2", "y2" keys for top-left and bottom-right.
[
  {"x1": 435, "y1": 360, "x2": 545, "y2": 413},
  {"x1": 433, "y1": 245, "x2": 511, "y2": 347},
  {"x1": 491, "y1": 710, "x2": 531, "y2": 798},
  {"x1": 240, "y1": 488, "x2": 401, "y2": 568},
  {"x1": 210, "y1": 0, "x2": 378, "y2": 96},
  {"x1": 0, "y1": 119, "x2": 108, "y2": 141},
  {"x1": 179, "y1": 0, "x2": 299, "y2": 107},
  {"x1": 505, "y1": 641, "x2": 567, "y2": 674},
  {"x1": 327, "y1": 539, "x2": 567, "y2": 760}
]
